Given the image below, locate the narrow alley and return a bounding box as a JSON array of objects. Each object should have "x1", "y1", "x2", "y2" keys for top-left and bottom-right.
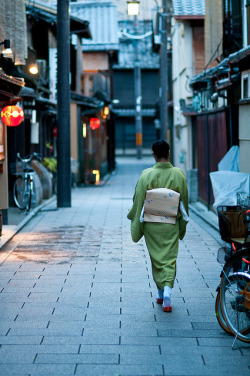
[{"x1": 0, "y1": 157, "x2": 249, "y2": 376}]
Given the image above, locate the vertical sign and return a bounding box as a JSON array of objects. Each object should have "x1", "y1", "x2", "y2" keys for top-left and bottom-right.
[{"x1": 49, "y1": 48, "x2": 57, "y2": 101}]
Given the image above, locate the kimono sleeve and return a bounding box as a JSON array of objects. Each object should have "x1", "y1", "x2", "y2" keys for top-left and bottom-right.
[
  {"x1": 127, "y1": 175, "x2": 146, "y2": 243},
  {"x1": 178, "y1": 170, "x2": 189, "y2": 240}
]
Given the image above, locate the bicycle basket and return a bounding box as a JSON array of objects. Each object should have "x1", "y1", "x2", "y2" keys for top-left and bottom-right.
[{"x1": 217, "y1": 205, "x2": 248, "y2": 242}]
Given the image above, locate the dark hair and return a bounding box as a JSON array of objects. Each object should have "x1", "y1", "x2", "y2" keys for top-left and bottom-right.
[{"x1": 152, "y1": 140, "x2": 170, "y2": 159}]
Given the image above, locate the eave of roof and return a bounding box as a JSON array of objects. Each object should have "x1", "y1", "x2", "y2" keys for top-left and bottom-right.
[
  {"x1": 0, "y1": 71, "x2": 25, "y2": 106},
  {"x1": 190, "y1": 45, "x2": 250, "y2": 86},
  {"x1": 25, "y1": 3, "x2": 91, "y2": 39},
  {"x1": 71, "y1": 92, "x2": 104, "y2": 109},
  {"x1": 174, "y1": 15, "x2": 205, "y2": 20},
  {"x1": 113, "y1": 108, "x2": 156, "y2": 117},
  {"x1": 20, "y1": 86, "x2": 36, "y2": 99}
]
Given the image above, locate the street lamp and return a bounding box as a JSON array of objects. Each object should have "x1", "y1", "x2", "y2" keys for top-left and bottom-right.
[
  {"x1": 127, "y1": 1, "x2": 140, "y2": 16},
  {"x1": 127, "y1": 1, "x2": 143, "y2": 159},
  {"x1": 28, "y1": 64, "x2": 39, "y2": 75},
  {"x1": 159, "y1": 0, "x2": 169, "y2": 141}
]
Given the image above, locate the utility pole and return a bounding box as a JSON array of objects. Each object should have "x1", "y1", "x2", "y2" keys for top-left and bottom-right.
[
  {"x1": 159, "y1": 0, "x2": 168, "y2": 141},
  {"x1": 134, "y1": 16, "x2": 143, "y2": 159},
  {"x1": 57, "y1": 0, "x2": 71, "y2": 207},
  {"x1": 127, "y1": 1, "x2": 143, "y2": 159}
]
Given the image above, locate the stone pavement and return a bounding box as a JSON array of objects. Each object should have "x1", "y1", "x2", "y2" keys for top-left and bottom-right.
[{"x1": 0, "y1": 157, "x2": 249, "y2": 376}]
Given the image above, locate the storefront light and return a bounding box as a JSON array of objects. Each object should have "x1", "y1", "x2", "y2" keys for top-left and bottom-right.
[
  {"x1": 92, "y1": 170, "x2": 100, "y2": 184},
  {"x1": 83, "y1": 122, "x2": 87, "y2": 138},
  {"x1": 104, "y1": 106, "x2": 109, "y2": 116}
]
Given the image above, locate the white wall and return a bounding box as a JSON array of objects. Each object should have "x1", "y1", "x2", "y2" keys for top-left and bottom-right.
[
  {"x1": 239, "y1": 104, "x2": 250, "y2": 174},
  {"x1": 172, "y1": 19, "x2": 194, "y2": 174}
]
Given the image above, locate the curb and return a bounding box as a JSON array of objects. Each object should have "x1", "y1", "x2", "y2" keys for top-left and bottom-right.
[{"x1": 189, "y1": 203, "x2": 219, "y2": 232}]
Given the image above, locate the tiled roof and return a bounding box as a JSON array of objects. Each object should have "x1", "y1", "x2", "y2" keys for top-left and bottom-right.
[
  {"x1": 70, "y1": 2, "x2": 119, "y2": 51},
  {"x1": 172, "y1": 0, "x2": 205, "y2": 17}
]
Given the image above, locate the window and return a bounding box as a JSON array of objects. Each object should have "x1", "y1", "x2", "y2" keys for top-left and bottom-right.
[
  {"x1": 241, "y1": 71, "x2": 250, "y2": 99},
  {"x1": 243, "y1": 77, "x2": 248, "y2": 98}
]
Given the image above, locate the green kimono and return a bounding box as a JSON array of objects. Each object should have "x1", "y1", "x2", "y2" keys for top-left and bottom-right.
[{"x1": 127, "y1": 162, "x2": 188, "y2": 289}]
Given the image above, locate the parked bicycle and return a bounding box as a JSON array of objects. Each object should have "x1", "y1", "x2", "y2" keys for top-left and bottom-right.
[
  {"x1": 215, "y1": 202, "x2": 250, "y2": 346},
  {"x1": 13, "y1": 152, "x2": 41, "y2": 212}
]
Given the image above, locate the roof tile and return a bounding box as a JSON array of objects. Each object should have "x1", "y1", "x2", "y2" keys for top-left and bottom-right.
[
  {"x1": 71, "y1": 2, "x2": 119, "y2": 51},
  {"x1": 172, "y1": 0, "x2": 205, "y2": 16}
]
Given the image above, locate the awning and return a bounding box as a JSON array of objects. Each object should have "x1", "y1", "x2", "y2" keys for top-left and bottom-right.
[
  {"x1": 26, "y1": 3, "x2": 91, "y2": 40},
  {"x1": 113, "y1": 108, "x2": 156, "y2": 117},
  {"x1": 71, "y1": 92, "x2": 105, "y2": 116},
  {"x1": 36, "y1": 97, "x2": 57, "y2": 108},
  {"x1": 0, "y1": 70, "x2": 25, "y2": 107},
  {"x1": 71, "y1": 92, "x2": 104, "y2": 108},
  {"x1": 190, "y1": 45, "x2": 250, "y2": 88},
  {"x1": 20, "y1": 86, "x2": 36, "y2": 99}
]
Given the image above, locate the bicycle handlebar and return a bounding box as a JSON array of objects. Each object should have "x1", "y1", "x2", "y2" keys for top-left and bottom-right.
[{"x1": 16, "y1": 152, "x2": 42, "y2": 163}]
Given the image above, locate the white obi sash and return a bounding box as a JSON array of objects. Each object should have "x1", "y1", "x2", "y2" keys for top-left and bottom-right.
[{"x1": 141, "y1": 188, "x2": 180, "y2": 224}]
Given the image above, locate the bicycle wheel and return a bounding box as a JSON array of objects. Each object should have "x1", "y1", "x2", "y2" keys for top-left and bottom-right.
[
  {"x1": 13, "y1": 177, "x2": 26, "y2": 210},
  {"x1": 220, "y1": 249, "x2": 250, "y2": 343},
  {"x1": 215, "y1": 291, "x2": 232, "y2": 335},
  {"x1": 25, "y1": 176, "x2": 32, "y2": 212}
]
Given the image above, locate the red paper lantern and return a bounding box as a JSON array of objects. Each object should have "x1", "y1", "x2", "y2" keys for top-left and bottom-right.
[
  {"x1": 90, "y1": 117, "x2": 100, "y2": 130},
  {"x1": 1, "y1": 105, "x2": 24, "y2": 127},
  {"x1": 52, "y1": 126, "x2": 58, "y2": 138}
]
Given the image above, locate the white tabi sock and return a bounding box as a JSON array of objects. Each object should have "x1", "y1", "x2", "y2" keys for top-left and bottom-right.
[{"x1": 163, "y1": 286, "x2": 172, "y2": 307}]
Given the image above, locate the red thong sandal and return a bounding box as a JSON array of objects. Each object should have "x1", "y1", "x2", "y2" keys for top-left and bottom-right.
[
  {"x1": 156, "y1": 298, "x2": 163, "y2": 304},
  {"x1": 162, "y1": 305, "x2": 172, "y2": 312}
]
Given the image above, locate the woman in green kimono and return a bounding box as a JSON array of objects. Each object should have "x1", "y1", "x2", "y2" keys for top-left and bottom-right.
[{"x1": 127, "y1": 140, "x2": 188, "y2": 312}]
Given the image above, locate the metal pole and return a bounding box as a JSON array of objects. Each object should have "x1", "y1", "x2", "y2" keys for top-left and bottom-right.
[
  {"x1": 134, "y1": 15, "x2": 143, "y2": 159},
  {"x1": 206, "y1": 113, "x2": 210, "y2": 210},
  {"x1": 134, "y1": 63, "x2": 142, "y2": 159},
  {"x1": 159, "y1": 0, "x2": 168, "y2": 141},
  {"x1": 57, "y1": 0, "x2": 71, "y2": 207}
]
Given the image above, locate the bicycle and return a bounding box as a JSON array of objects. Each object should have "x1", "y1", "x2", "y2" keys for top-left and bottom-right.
[
  {"x1": 219, "y1": 249, "x2": 250, "y2": 345},
  {"x1": 13, "y1": 152, "x2": 40, "y2": 212},
  {"x1": 215, "y1": 204, "x2": 250, "y2": 346}
]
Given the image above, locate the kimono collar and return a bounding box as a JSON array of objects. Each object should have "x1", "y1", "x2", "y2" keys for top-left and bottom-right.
[{"x1": 153, "y1": 162, "x2": 173, "y2": 169}]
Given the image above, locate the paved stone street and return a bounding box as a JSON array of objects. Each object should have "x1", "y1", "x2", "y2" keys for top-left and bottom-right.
[{"x1": 0, "y1": 157, "x2": 249, "y2": 375}]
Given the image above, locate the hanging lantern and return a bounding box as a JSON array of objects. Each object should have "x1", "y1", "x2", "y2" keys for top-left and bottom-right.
[
  {"x1": 90, "y1": 117, "x2": 100, "y2": 130},
  {"x1": 52, "y1": 126, "x2": 58, "y2": 138},
  {"x1": 1, "y1": 106, "x2": 24, "y2": 127}
]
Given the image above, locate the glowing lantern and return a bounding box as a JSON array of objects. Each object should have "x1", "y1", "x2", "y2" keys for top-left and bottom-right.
[
  {"x1": 104, "y1": 106, "x2": 109, "y2": 116},
  {"x1": 52, "y1": 126, "x2": 58, "y2": 138},
  {"x1": 90, "y1": 117, "x2": 100, "y2": 130},
  {"x1": 92, "y1": 170, "x2": 100, "y2": 184},
  {"x1": 1, "y1": 106, "x2": 24, "y2": 127}
]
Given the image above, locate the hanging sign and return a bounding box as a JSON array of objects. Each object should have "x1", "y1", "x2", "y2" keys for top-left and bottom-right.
[{"x1": 1, "y1": 106, "x2": 24, "y2": 127}]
